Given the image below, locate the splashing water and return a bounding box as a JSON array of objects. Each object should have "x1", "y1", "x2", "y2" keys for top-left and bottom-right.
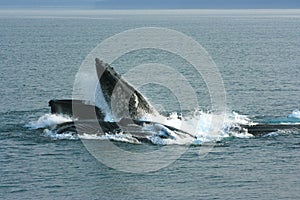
[
  {"x1": 43, "y1": 129, "x2": 79, "y2": 140},
  {"x1": 26, "y1": 113, "x2": 73, "y2": 129},
  {"x1": 288, "y1": 110, "x2": 300, "y2": 119}
]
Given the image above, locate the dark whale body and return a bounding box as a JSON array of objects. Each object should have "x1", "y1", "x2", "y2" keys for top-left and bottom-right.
[{"x1": 48, "y1": 59, "x2": 300, "y2": 138}]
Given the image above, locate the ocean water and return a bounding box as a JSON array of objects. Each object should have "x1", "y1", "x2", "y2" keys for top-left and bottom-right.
[{"x1": 1, "y1": 10, "x2": 300, "y2": 199}]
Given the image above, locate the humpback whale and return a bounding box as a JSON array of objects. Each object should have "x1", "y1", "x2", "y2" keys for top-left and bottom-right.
[
  {"x1": 48, "y1": 58, "x2": 300, "y2": 139},
  {"x1": 49, "y1": 58, "x2": 158, "y2": 121}
]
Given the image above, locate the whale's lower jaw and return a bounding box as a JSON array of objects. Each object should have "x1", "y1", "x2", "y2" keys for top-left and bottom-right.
[{"x1": 53, "y1": 119, "x2": 188, "y2": 142}]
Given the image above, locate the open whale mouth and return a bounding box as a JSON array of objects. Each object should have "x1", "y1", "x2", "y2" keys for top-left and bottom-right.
[{"x1": 41, "y1": 58, "x2": 300, "y2": 144}]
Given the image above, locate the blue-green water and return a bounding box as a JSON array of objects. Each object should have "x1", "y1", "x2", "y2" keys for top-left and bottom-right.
[{"x1": 1, "y1": 10, "x2": 300, "y2": 199}]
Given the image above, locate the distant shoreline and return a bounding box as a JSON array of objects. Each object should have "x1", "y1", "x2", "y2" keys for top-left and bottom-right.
[{"x1": 1, "y1": 9, "x2": 300, "y2": 16}]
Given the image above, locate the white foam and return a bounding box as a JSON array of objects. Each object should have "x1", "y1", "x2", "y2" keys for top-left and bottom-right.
[
  {"x1": 26, "y1": 114, "x2": 73, "y2": 129},
  {"x1": 230, "y1": 130, "x2": 254, "y2": 138},
  {"x1": 288, "y1": 110, "x2": 300, "y2": 119},
  {"x1": 149, "y1": 132, "x2": 195, "y2": 145},
  {"x1": 263, "y1": 132, "x2": 279, "y2": 137},
  {"x1": 78, "y1": 132, "x2": 141, "y2": 144},
  {"x1": 145, "y1": 110, "x2": 254, "y2": 145},
  {"x1": 43, "y1": 129, "x2": 79, "y2": 140}
]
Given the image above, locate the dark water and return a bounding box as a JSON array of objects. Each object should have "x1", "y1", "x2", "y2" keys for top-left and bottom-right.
[{"x1": 1, "y1": 10, "x2": 300, "y2": 199}]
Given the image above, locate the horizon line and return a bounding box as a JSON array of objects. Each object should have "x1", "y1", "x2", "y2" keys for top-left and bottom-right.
[{"x1": 1, "y1": 9, "x2": 300, "y2": 16}]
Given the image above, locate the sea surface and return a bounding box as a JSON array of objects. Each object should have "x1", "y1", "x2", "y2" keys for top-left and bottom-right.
[{"x1": 1, "y1": 10, "x2": 300, "y2": 199}]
